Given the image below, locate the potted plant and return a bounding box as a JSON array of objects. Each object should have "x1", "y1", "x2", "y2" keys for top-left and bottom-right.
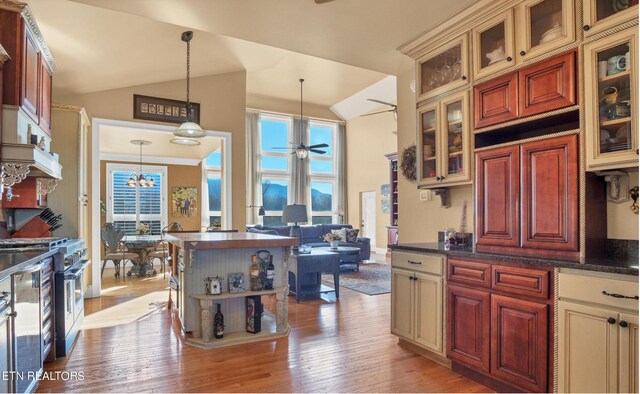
[
  {"x1": 136, "y1": 223, "x2": 151, "y2": 236},
  {"x1": 323, "y1": 233, "x2": 342, "y2": 250}
]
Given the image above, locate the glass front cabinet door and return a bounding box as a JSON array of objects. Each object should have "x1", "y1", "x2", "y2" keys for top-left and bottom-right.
[
  {"x1": 585, "y1": 28, "x2": 638, "y2": 170},
  {"x1": 417, "y1": 91, "x2": 471, "y2": 188},
  {"x1": 583, "y1": 0, "x2": 638, "y2": 37},
  {"x1": 472, "y1": 10, "x2": 516, "y2": 80},
  {"x1": 516, "y1": 0, "x2": 575, "y2": 61},
  {"x1": 416, "y1": 34, "x2": 469, "y2": 102}
]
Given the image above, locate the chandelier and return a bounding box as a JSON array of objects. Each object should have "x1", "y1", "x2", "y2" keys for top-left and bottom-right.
[{"x1": 127, "y1": 140, "x2": 155, "y2": 187}]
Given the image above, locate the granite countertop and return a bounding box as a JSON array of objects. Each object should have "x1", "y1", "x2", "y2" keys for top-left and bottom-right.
[
  {"x1": 391, "y1": 242, "x2": 639, "y2": 276},
  {"x1": 0, "y1": 249, "x2": 59, "y2": 279},
  {"x1": 166, "y1": 232, "x2": 298, "y2": 250}
]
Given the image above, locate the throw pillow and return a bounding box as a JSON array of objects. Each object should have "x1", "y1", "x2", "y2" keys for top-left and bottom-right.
[
  {"x1": 345, "y1": 228, "x2": 359, "y2": 242},
  {"x1": 330, "y1": 228, "x2": 347, "y2": 242}
]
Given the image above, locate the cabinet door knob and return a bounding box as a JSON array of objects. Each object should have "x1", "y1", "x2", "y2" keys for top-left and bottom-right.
[
  {"x1": 583, "y1": 25, "x2": 590, "y2": 31},
  {"x1": 520, "y1": 50, "x2": 526, "y2": 56},
  {"x1": 608, "y1": 317, "x2": 617, "y2": 325},
  {"x1": 506, "y1": 56, "x2": 512, "y2": 62},
  {"x1": 620, "y1": 320, "x2": 629, "y2": 328},
  {"x1": 461, "y1": 75, "x2": 467, "y2": 81}
]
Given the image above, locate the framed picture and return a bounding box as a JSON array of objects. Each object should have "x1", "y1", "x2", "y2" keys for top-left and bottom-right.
[
  {"x1": 228, "y1": 273, "x2": 245, "y2": 293},
  {"x1": 172, "y1": 187, "x2": 198, "y2": 218},
  {"x1": 133, "y1": 94, "x2": 200, "y2": 124}
]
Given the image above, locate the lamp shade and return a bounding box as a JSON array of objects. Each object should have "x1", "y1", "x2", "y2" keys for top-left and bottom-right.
[
  {"x1": 174, "y1": 121, "x2": 206, "y2": 138},
  {"x1": 282, "y1": 204, "x2": 307, "y2": 224},
  {"x1": 258, "y1": 206, "x2": 265, "y2": 216}
]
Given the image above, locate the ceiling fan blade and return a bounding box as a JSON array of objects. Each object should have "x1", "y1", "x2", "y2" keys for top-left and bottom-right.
[
  {"x1": 309, "y1": 149, "x2": 326, "y2": 154},
  {"x1": 360, "y1": 109, "x2": 395, "y2": 117},
  {"x1": 308, "y1": 143, "x2": 329, "y2": 149},
  {"x1": 314, "y1": 0, "x2": 334, "y2": 3},
  {"x1": 367, "y1": 98, "x2": 397, "y2": 108}
]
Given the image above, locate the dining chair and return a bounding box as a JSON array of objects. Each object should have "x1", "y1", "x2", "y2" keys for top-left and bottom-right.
[
  {"x1": 100, "y1": 223, "x2": 140, "y2": 278},
  {"x1": 148, "y1": 222, "x2": 183, "y2": 278}
]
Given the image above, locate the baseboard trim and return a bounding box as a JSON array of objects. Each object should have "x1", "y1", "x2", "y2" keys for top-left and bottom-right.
[
  {"x1": 398, "y1": 338, "x2": 451, "y2": 368},
  {"x1": 374, "y1": 247, "x2": 388, "y2": 255}
]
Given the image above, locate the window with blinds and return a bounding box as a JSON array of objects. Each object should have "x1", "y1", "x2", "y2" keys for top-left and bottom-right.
[{"x1": 107, "y1": 164, "x2": 167, "y2": 235}]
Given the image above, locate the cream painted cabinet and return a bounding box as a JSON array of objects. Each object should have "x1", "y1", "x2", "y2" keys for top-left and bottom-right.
[
  {"x1": 416, "y1": 90, "x2": 471, "y2": 188},
  {"x1": 48, "y1": 105, "x2": 91, "y2": 245},
  {"x1": 558, "y1": 270, "x2": 639, "y2": 393},
  {"x1": 416, "y1": 34, "x2": 469, "y2": 102},
  {"x1": 391, "y1": 251, "x2": 445, "y2": 355},
  {"x1": 583, "y1": 0, "x2": 638, "y2": 37},
  {"x1": 515, "y1": 0, "x2": 575, "y2": 62},
  {"x1": 584, "y1": 28, "x2": 638, "y2": 170},
  {"x1": 472, "y1": 10, "x2": 516, "y2": 80}
]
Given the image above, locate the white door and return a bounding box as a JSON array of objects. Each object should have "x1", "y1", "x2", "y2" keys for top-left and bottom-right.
[{"x1": 361, "y1": 191, "x2": 377, "y2": 250}]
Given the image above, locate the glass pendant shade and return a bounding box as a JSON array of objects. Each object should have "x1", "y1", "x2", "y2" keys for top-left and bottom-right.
[
  {"x1": 127, "y1": 176, "x2": 137, "y2": 186},
  {"x1": 139, "y1": 175, "x2": 148, "y2": 187},
  {"x1": 170, "y1": 137, "x2": 201, "y2": 146},
  {"x1": 148, "y1": 177, "x2": 155, "y2": 187},
  {"x1": 174, "y1": 121, "x2": 206, "y2": 138},
  {"x1": 295, "y1": 147, "x2": 308, "y2": 159}
]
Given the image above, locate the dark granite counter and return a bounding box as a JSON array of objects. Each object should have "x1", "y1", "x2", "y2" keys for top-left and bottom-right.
[
  {"x1": 0, "y1": 249, "x2": 59, "y2": 279},
  {"x1": 391, "y1": 242, "x2": 639, "y2": 276}
]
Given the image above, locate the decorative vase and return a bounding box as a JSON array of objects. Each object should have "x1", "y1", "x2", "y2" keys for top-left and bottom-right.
[{"x1": 330, "y1": 240, "x2": 339, "y2": 250}]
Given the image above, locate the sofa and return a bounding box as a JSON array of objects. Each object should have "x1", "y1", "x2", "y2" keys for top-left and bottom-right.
[{"x1": 248, "y1": 223, "x2": 371, "y2": 261}]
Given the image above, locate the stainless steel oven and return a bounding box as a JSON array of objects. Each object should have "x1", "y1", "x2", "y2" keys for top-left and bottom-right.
[
  {"x1": 55, "y1": 253, "x2": 88, "y2": 358},
  {"x1": 0, "y1": 277, "x2": 13, "y2": 393}
]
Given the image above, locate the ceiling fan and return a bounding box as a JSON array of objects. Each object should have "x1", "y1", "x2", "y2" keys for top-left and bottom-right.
[
  {"x1": 273, "y1": 142, "x2": 329, "y2": 159},
  {"x1": 314, "y1": 0, "x2": 334, "y2": 3},
  {"x1": 361, "y1": 98, "x2": 398, "y2": 120}
]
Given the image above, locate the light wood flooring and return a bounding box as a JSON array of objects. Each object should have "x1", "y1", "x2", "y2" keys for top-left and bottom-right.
[{"x1": 38, "y1": 255, "x2": 490, "y2": 393}]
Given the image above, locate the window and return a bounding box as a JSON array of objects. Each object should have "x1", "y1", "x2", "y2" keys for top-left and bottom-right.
[
  {"x1": 206, "y1": 149, "x2": 222, "y2": 227},
  {"x1": 259, "y1": 114, "x2": 292, "y2": 225},
  {"x1": 309, "y1": 121, "x2": 338, "y2": 224},
  {"x1": 106, "y1": 163, "x2": 167, "y2": 235}
]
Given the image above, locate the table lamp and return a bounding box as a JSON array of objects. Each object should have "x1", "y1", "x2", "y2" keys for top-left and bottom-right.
[{"x1": 282, "y1": 204, "x2": 307, "y2": 248}]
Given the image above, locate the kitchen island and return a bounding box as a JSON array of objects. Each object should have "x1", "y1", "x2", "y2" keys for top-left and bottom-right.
[{"x1": 165, "y1": 232, "x2": 298, "y2": 349}]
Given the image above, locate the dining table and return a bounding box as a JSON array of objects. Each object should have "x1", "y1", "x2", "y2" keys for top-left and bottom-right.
[{"x1": 122, "y1": 235, "x2": 162, "y2": 277}]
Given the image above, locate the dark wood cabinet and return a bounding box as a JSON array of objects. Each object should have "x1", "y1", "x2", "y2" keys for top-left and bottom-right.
[
  {"x1": 39, "y1": 59, "x2": 52, "y2": 135},
  {"x1": 474, "y1": 51, "x2": 576, "y2": 129},
  {"x1": 521, "y1": 134, "x2": 578, "y2": 252},
  {"x1": 475, "y1": 135, "x2": 578, "y2": 259},
  {"x1": 475, "y1": 145, "x2": 520, "y2": 248},
  {"x1": 491, "y1": 294, "x2": 548, "y2": 392},
  {"x1": 474, "y1": 72, "x2": 518, "y2": 129},
  {"x1": 518, "y1": 51, "x2": 576, "y2": 118},
  {"x1": 447, "y1": 284, "x2": 491, "y2": 373},
  {"x1": 385, "y1": 153, "x2": 398, "y2": 249},
  {"x1": 21, "y1": 28, "x2": 40, "y2": 122}
]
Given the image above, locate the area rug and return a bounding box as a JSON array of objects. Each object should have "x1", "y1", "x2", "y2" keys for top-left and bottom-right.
[{"x1": 322, "y1": 262, "x2": 391, "y2": 296}]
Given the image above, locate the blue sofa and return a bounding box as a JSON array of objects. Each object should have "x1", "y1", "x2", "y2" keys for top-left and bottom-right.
[{"x1": 248, "y1": 223, "x2": 371, "y2": 261}]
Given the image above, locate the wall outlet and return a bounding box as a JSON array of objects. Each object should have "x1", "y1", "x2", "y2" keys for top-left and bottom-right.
[{"x1": 419, "y1": 190, "x2": 432, "y2": 201}]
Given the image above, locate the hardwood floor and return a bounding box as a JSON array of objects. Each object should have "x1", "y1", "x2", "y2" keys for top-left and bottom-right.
[{"x1": 39, "y1": 256, "x2": 490, "y2": 393}]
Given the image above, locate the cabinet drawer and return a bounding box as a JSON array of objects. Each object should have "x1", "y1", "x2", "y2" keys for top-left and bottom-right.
[
  {"x1": 492, "y1": 265, "x2": 550, "y2": 299},
  {"x1": 392, "y1": 251, "x2": 443, "y2": 276},
  {"x1": 559, "y1": 272, "x2": 639, "y2": 311},
  {"x1": 447, "y1": 259, "x2": 491, "y2": 288}
]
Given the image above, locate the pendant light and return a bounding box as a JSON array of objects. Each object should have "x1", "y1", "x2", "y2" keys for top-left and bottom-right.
[
  {"x1": 127, "y1": 140, "x2": 155, "y2": 187},
  {"x1": 174, "y1": 31, "x2": 206, "y2": 139},
  {"x1": 295, "y1": 79, "x2": 308, "y2": 160}
]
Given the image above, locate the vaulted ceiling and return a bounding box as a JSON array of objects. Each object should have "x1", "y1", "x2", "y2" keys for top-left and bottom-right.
[{"x1": 26, "y1": 0, "x2": 473, "y2": 109}]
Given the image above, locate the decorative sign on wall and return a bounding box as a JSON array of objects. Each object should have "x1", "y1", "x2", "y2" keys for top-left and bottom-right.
[
  {"x1": 133, "y1": 94, "x2": 201, "y2": 124},
  {"x1": 172, "y1": 187, "x2": 198, "y2": 218},
  {"x1": 381, "y1": 184, "x2": 391, "y2": 213}
]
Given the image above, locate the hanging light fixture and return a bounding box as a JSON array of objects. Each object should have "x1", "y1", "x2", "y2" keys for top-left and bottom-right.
[
  {"x1": 174, "y1": 31, "x2": 206, "y2": 139},
  {"x1": 170, "y1": 137, "x2": 201, "y2": 146},
  {"x1": 295, "y1": 78, "x2": 308, "y2": 160},
  {"x1": 127, "y1": 140, "x2": 155, "y2": 187}
]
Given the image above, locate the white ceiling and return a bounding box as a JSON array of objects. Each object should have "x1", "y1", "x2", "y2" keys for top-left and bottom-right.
[
  {"x1": 99, "y1": 125, "x2": 221, "y2": 162},
  {"x1": 26, "y1": 0, "x2": 473, "y2": 109}
]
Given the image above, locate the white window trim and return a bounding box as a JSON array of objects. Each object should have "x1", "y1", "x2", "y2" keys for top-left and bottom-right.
[
  {"x1": 106, "y1": 163, "x2": 168, "y2": 230},
  {"x1": 260, "y1": 113, "x2": 293, "y2": 176}
]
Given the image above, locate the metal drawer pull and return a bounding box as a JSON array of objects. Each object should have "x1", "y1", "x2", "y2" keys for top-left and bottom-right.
[
  {"x1": 602, "y1": 291, "x2": 639, "y2": 300},
  {"x1": 408, "y1": 260, "x2": 422, "y2": 265}
]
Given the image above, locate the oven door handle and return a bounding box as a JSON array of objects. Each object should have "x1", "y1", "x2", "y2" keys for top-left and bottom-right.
[{"x1": 64, "y1": 269, "x2": 82, "y2": 281}]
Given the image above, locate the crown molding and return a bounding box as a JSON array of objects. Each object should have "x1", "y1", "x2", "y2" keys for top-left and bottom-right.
[
  {"x1": 0, "y1": 44, "x2": 9, "y2": 64},
  {"x1": 52, "y1": 103, "x2": 91, "y2": 126},
  {"x1": 100, "y1": 152, "x2": 201, "y2": 167}
]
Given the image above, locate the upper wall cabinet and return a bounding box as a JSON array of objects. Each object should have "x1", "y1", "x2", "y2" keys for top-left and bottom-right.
[
  {"x1": 472, "y1": 11, "x2": 516, "y2": 80},
  {"x1": 584, "y1": 28, "x2": 638, "y2": 170},
  {"x1": 516, "y1": 0, "x2": 575, "y2": 62},
  {"x1": 416, "y1": 34, "x2": 469, "y2": 102},
  {"x1": 583, "y1": 0, "x2": 639, "y2": 37},
  {"x1": 417, "y1": 90, "x2": 472, "y2": 188}
]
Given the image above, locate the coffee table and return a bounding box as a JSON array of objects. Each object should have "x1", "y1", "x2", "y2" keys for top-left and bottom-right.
[
  {"x1": 316, "y1": 246, "x2": 361, "y2": 271},
  {"x1": 289, "y1": 249, "x2": 340, "y2": 303}
]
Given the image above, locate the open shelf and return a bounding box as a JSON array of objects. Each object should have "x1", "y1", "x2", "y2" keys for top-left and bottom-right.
[
  {"x1": 191, "y1": 285, "x2": 286, "y2": 301},
  {"x1": 448, "y1": 150, "x2": 463, "y2": 156},
  {"x1": 423, "y1": 127, "x2": 436, "y2": 133},
  {"x1": 599, "y1": 70, "x2": 630, "y2": 83},
  {"x1": 601, "y1": 117, "x2": 632, "y2": 127}
]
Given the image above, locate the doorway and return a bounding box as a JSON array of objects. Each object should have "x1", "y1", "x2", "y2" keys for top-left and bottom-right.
[{"x1": 361, "y1": 191, "x2": 377, "y2": 251}]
